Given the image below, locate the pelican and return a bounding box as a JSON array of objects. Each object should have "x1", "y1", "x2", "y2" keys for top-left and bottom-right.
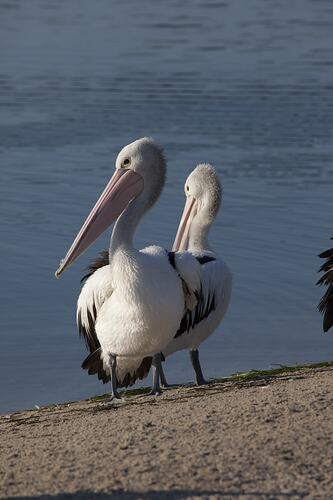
[
  {"x1": 55, "y1": 138, "x2": 200, "y2": 399},
  {"x1": 317, "y1": 238, "x2": 333, "y2": 332},
  {"x1": 158, "y1": 164, "x2": 232, "y2": 387}
]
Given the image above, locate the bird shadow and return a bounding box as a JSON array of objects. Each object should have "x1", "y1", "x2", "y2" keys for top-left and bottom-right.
[{"x1": 7, "y1": 488, "x2": 308, "y2": 499}]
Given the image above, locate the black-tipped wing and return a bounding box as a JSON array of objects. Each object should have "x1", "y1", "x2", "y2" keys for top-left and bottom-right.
[
  {"x1": 77, "y1": 305, "x2": 100, "y2": 353},
  {"x1": 174, "y1": 256, "x2": 217, "y2": 338},
  {"x1": 317, "y1": 240, "x2": 333, "y2": 332},
  {"x1": 175, "y1": 283, "x2": 216, "y2": 338},
  {"x1": 167, "y1": 251, "x2": 202, "y2": 312},
  {"x1": 77, "y1": 251, "x2": 112, "y2": 353}
]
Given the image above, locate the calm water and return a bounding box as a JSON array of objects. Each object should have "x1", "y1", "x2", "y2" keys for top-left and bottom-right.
[{"x1": 1, "y1": 0, "x2": 333, "y2": 414}]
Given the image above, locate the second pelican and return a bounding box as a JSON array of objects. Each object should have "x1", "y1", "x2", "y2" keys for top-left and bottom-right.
[{"x1": 160, "y1": 164, "x2": 232, "y2": 387}]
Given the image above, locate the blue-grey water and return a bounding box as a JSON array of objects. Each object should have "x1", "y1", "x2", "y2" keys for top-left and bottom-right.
[{"x1": 0, "y1": 0, "x2": 332, "y2": 414}]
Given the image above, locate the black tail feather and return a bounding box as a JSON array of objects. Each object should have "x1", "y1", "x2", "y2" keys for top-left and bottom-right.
[
  {"x1": 82, "y1": 348, "x2": 109, "y2": 384},
  {"x1": 117, "y1": 356, "x2": 153, "y2": 388},
  {"x1": 82, "y1": 349, "x2": 152, "y2": 387}
]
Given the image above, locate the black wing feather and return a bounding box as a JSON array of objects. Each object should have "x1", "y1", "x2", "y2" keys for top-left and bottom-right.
[
  {"x1": 77, "y1": 307, "x2": 100, "y2": 353},
  {"x1": 78, "y1": 250, "x2": 110, "y2": 353},
  {"x1": 174, "y1": 259, "x2": 216, "y2": 339},
  {"x1": 317, "y1": 239, "x2": 333, "y2": 333},
  {"x1": 196, "y1": 255, "x2": 216, "y2": 265},
  {"x1": 80, "y1": 250, "x2": 109, "y2": 283}
]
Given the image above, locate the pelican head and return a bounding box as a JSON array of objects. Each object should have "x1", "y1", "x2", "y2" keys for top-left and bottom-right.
[
  {"x1": 115, "y1": 137, "x2": 166, "y2": 211},
  {"x1": 173, "y1": 163, "x2": 222, "y2": 252},
  {"x1": 55, "y1": 137, "x2": 166, "y2": 278}
]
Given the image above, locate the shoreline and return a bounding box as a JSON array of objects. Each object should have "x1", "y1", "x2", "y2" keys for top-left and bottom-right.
[
  {"x1": 3, "y1": 360, "x2": 333, "y2": 417},
  {"x1": 1, "y1": 362, "x2": 333, "y2": 498}
]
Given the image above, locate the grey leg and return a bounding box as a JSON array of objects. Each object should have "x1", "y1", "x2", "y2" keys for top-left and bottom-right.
[
  {"x1": 189, "y1": 349, "x2": 207, "y2": 386},
  {"x1": 108, "y1": 354, "x2": 122, "y2": 400},
  {"x1": 159, "y1": 362, "x2": 169, "y2": 388},
  {"x1": 150, "y1": 353, "x2": 163, "y2": 395}
]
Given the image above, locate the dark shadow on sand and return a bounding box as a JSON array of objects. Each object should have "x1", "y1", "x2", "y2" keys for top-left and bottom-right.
[{"x1": 8, "y1": 488, "x2": 308, "y2": 499}]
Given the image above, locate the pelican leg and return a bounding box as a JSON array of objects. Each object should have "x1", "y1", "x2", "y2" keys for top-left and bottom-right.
[
  {"x1": 159, "y1": 362, "x2": 170, "y2": 388},
  {"x1": 189, "y1": 349, "x2": 207, "y2": 386},
  {"x1": 150, "y1": 353, "x2": 163, "y2": 396},
  {"x1": 108, "y1": 354, "x2": 122, "y2": 400}
]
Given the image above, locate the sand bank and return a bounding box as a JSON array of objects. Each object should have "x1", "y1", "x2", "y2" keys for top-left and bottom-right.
[{"x1": 1, "y1": 364, "x2": 333, "y2": 499}]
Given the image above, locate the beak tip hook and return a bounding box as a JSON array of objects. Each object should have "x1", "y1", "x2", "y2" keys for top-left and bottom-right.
[{"x1": 55, "y1": 262, "x2": 64, "y2": 279}]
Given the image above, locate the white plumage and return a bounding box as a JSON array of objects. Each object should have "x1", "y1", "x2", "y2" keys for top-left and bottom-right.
[
  {"x1": 77, "y1": 246, "x2": 201, "y2": 386},
  {"x1": 57, "y1": 137, "x2": 201, "y2": 398},
  {"x1": 161, "y1": 163, "x2": 232, "y2": 385}
]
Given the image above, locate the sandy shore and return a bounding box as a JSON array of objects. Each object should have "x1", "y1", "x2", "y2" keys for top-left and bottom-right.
[{"x1": 1, "y1": 364, "x2": 333, "y2": 500}]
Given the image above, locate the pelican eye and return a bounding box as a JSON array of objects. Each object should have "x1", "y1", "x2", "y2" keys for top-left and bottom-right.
[
  {"x1": 186, "y1": 185, "x2": 189, "y2": 192},
  {"x1": 123, "y1": 158, "x2": 131, "y2": 167}
]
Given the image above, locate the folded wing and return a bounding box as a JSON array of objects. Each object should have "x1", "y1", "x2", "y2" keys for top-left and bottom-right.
[{"x1": 77, "y1": 252, "x2": 152, "y2": 386}]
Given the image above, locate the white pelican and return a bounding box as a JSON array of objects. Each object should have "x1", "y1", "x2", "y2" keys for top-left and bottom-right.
[
  {"x1": 318, "y1": 239, "x2": 333, "y2": 332},
  {"x1": 158, "y1": 164, "x2": 232, "y2": 387},
  {"x1": 55, "y1": 137, "x2": 200, "y2": 399}
]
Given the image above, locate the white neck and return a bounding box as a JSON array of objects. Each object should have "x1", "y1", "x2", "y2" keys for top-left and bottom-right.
[
  {"x1": 187, "y1": 207, "x2": 214, "y2": 252},
  {"x1": 109, "y1": 197, "x2": 145, "y2": 259}
]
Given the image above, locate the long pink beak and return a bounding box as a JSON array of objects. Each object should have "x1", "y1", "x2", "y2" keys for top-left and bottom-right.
[
  {"x1": 55, "y1": 169, "x2": 144, "y2": 278},
  {"x1": 172, "y1": 196, "x2": 198, "y2": 252}
]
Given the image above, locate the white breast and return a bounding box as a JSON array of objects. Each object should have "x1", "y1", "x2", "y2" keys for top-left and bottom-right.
[{"x1": 96, "y1": 246, "x2": 185, "y2": 358}]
